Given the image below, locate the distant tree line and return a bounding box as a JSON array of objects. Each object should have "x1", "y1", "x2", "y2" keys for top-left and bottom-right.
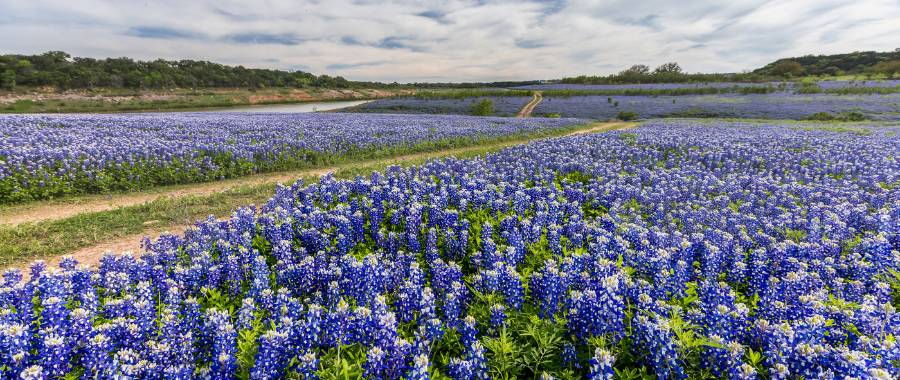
[
  {"x1": 4, "y1": 49, "x2": 897, "y2": 92},
  {"x1": 0, "y1": 51, "x2": 390, "y2": 91},
  {"x1": 0, "y1": 51, "x2": 547, "y2": 91},
  {"x1": 560, "y1": 62, "x2": 761, "y2": 84},
  {"x1": 561, "y1": 49, "x2": 900, "y2": 84},
  {"x1": 754, "y1": 49, "x2": 900, "y2": 78}
]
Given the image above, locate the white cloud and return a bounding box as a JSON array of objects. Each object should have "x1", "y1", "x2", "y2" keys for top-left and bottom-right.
[{"x1": 0, "y1": 0, "x2": 897, "y2": 81}]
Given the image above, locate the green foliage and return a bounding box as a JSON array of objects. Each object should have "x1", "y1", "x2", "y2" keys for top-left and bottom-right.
[
  {"x1": 236, "y1": 316, "x2": 266, "y2": 379},
  {"x1": 471, "y1": 99, "x2": 495, "y2": 116},
  {"x1": 805, "y1": 112, "x2": 838, "y2": 121},
  {"x1": 842, "y1": 111, "x2": 868, "y2": 122},
  {"x1": 561, "y1": 61, "x2": 727, "y2": 84},
  {"x1": 870, "y1": 60, "x2": 900, "y2": 78},
  {"x1": 63, "y1": 367, "x2": 85, "y2": 379},
  {"x1": 518, "y1": 317, "x2": 566, "y2": 376},
  {"x1": 803, "y1": 111, "x2": 869, "y2": 122},
  {"x1": 0, "y1": 51, "x2": 377, "y2": 90},
  {"x1": 822, "y1": 85, "x2": 900, "y2": 95},
  {"x1": 0, "y1": 69, "x2": 14, "y2": 90},
  {"x1": 617, "y1": 111, "x2": 638, "y2": 121},
  {"x1": 562, "y1": 49, "x2": 899, "y2": 84},
  {"x1": 884, "y1": 269, "x2": 900, "y2": 309},
  {"x1": 784, "y1": 228, "x2": 808, "y2": 242},
  {"x1": 317, "y1": 345, "x2": 366, "y2": 380},
  {"x1": 754, "y1": 49, "x2": 900, "y2": 76},
  {"x1": 483, "y1": 326, "x2": 525, "y2": 379},
  {"x1": 654, "y1": 62, "x2": 682, "y2": 74},
  {"x1": 557, "y1": 170, "x2": 593, "y2": 185},
  {"x1": 618, "y1": 133, "x2": 638, "y2": 145},
  {"x1": 794, "y1": 81, "x2": 822, "y2": 93},
  {"x1": 770, "y1": 60, "x2": 805, "y2": 77},
  {"x1": 479, "y1": 314, "x2": 572, "y2": 379}
]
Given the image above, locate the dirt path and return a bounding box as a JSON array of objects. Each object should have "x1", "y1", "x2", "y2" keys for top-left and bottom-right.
[
  {"x1": 566, "y1": 120, "x2": 635, "y2": 135},
  {"x1": 516, "y1": 92, "x2": 543, "y2": 118},
  {"x1": 5, "y1": 121, "x2": 637, "y2": 272},
  {"x1": 1, "y1": 145, "x2": 519, "y2": 227},
  {"x1": 34, "y1": 226, "x2": 190, "y2": 272},
  {"x1": 0, "y1": 168, "x2": 334, "y2": 227},
  {"x1": 0, "y1": 121, "x2": 630, "y2": 227}
]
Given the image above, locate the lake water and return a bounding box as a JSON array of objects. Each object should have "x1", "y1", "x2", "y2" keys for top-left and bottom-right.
[{"x1": 206, "y1": 100, "x2": 371, "y2": 113}]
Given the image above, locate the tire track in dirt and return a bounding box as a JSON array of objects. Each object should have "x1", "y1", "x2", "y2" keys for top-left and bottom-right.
[{"x1": 516, "y1": 92, "x2": 543, "y2": 118}]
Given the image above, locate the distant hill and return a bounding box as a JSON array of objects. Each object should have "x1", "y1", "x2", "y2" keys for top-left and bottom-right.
[
  {"x1": 558, "y1": 49, "x2": 900, "y2": 84},
  {"x1": 0, "y1": 51, "x2": 542, "y2": 91},
  {"x1": 753, "y1": 49, "x2": 900, "y2": 76},
  {"x1": 0, "y1": 51, "x2": 388, "y2": 90}
]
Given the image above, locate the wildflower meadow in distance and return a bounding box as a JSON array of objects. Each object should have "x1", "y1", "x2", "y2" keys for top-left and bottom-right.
[
  {"x1": 1, "y1": 119, "x2": 898, "y2": 379},
  {"x1": 0, "y1": 112, "x2": 582, "y2": 203},
  {"x1": 355, "y1": 80, "x2": 900, "y2": 121},
  {"x1": 513, "y1": 79, "x2": 900, "y2": 91},
  {"x1": 343, "y1": 97, "x2": 531, "y2": 116},
  {"x1": 534, "y1": 93, "x2": 900, "y2": 120}
]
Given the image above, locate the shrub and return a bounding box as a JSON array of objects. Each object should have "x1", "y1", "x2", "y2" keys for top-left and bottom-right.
[
  {"x1": 805, "y1": 112, "x2": 836, "y2": 121},
  {"x1": 771, "y1": 60, "x2": 805, "y2": 77},
  {"x1": 870, "y1": 60, "x2": 900, "y2": 78},
  {"x1": 841, "y1": 111, "x2": 867, "y2": 121},
  {"x1": 805, "y1": 111, "x2": 868, "y2": 122},
  {"x1": 471, "y1": 99, "x2": 494, "y2": 116},
  {"x1": 668, "y1": 108, "x2": 719, "y2": 118},
  {"x1": 617, "y1": 111, "x2": 638, "y2": 121},
  {"x1": 0, "y1": 69, "x2": 15, "y2": 91}
]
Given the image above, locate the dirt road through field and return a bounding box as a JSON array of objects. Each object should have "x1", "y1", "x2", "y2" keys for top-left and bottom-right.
[
  {"x1": 1, "y1": 121, "x2": 627, "y2": 227},
  {"x1": 4, "y1": 121, "x2": 636, "y2": 272},
  {"x1": 516, "y1": 92, "x2": 542, "y2": 117}
]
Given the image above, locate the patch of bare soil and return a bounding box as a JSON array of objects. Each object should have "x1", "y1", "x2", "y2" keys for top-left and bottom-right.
[
  {"x1": 565, "y1": 121, "x2": 637, "y2": 135},
  {"x1": 0, "y1": 167, "x2": 335, "y2": 226},
  {"x1": 516, "y1": 92, "x2": 543, "y2": 117}
]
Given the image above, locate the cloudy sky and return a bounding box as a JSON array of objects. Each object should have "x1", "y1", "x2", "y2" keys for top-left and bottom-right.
[{"x1": 1, "y1": 0, "x2": 898, "y2": 82}]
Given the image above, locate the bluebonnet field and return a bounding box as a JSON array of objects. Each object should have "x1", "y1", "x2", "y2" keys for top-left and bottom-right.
[
  {"x1": 341, "y1": 97, "x2": 531, "y2": 116},
  {"x1": 0, "y1": 112, "x2": 582, "y2": 203},
  {"x1": 2, "y1": 119, "x2": 898, "y2": 379},
  {"x1": 815, "y1": 80, "x2": 900, "y2": 89},
  {"x1": 513, "y1": 83, "x2": 785, "y2": 91},
  {"x1": 534, "y1": 93, "x2": 900, "y2": 120},
  {"x1": 352, "y1": 79, "x2": 900, "y2": 120},
  {"x1": 514, "y1": 80, "x2": 900, "y2": 91}
]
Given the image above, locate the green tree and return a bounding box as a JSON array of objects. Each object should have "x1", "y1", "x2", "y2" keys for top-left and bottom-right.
[
  {"x1": 654, "y1": 62, "x2": 682, "y2": 74},
  {"x1": 625, "y1": 64, "x2": 651, "y2": 75},
  {"x1": 771, "y1": 60, "x2": 805, "y2": 77},
  {"x1": 471, "y1": 99, "x2": 494, "y2": 116},
  {"x1": 0, "y1": 50, "x2": 392, "y2": 90},
  {"x1": 617, "y1": 111, "x2": 637, "y2": 121},
  {"x1": 870, "y1": 60, "x2": 900, "y2": 78},
  {"x1": 1, "y1": 69, "x2": 15, "y2": 90}
]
